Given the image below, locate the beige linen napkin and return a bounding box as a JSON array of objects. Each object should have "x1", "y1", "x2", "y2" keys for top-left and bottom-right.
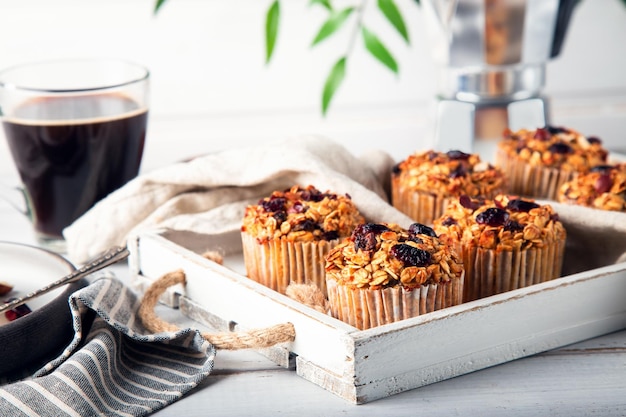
[
  {"x1": 64, "y1": 135, "x2": 414, "y2": 264},
  {"x1": 548, "y1": 202, "x2": 626, "y2": 274}
]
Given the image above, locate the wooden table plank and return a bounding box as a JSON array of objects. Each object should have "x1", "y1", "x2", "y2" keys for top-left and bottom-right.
[{"x1": 151, "y1": 330, "x2": 626, "y2": 416}]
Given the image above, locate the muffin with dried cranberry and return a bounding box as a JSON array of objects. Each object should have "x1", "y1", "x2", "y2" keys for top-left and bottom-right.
[
  {"x1": 433, "y1": 194, "x2": 566, "y2": 302},
  {"x1": 391, "y1": 149, "x2": 506, "y2": 226},
  {"x1": 325, "y1": 222, "x2": 464, "y2": 330},
  {"x1": 495, "y1": 126, "x2": 608, "y2": 200},
  {"x1": 558, "y1": 163, "x2": 626, "y2": 212},
  {"x1": 241, "y1": 185, "x2": 365, "y2": 296}
]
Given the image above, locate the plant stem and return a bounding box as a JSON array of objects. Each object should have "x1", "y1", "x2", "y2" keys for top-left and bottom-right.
[{"x1": 347, "y1": 0, "x2": 368, "y2": 56}]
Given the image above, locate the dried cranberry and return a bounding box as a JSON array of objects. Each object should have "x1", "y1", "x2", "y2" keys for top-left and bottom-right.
[
  {"x1": 352, "y1": 223, "x2": 390, "y2": 251},
  {"x1": 450, "y1": 164, "x2": 468, "y2": 178},
  {"x1": 548, "y1": 142, "x2": 573, "y2": 154},
  {"x1": 441, "y1": 217, "x2": 457, "y2": 226},
  {"x1": 408, "y1": 223, "x2": 437, "y2": 238},
  {"x1": 355, "y1": 233, "x2": 377, "y2": 251},
  {"x1": 261, "y1": 197, "x2": 286, "y2": 212},
  {"x1": 300, "y1": 189, "x2": 324, "y2": 202},
  {"x1": 460, "y1": 195, "x2": 472, "y2": 209},
  {"x1": 4, "y1": 310, "x2": 18, "y2": 322},
  {"x1": 507, "y1": 199, "x2": 540, "y2": 212},
  {"x1": 356, "y1": 223, "x2": 390, "y2": 235},
  {"x1": 322, "y1": 230, "x2": 339, "y2": 241},
  {"x1": 534, "y1": 128, "x2": 551, "y2": 141},
  {"x1": 504, "y1": 220, "x2": 524, "y2": 233},
  {"x1": 460, "y1": 195, "x2": 481, "y2": 211},
  {"x1": 587, "y1": 136, "x2": 602, "y2": 145},
  {"x1": 546, "y1": 125, "x2": 568, "y2": 134},
  {"x1": 273, "y1": 211, "x2": 287, "y2": 223},
  {"x1": 447, "y1": 150, "x2": 471, "y2": 160},
  {"x1": 590, "y1": 165, "x2": 614, "y2": 173},
  {"x1": 594, "y1": 174, "x2": 613, "y2": 194},
  {"x1": 288, "y1": 202, "x2": 306, "y2": 214},
  {"x1": 293, "y1": 219, "x2": 318, "y2": 232},
  {"x1": 390, "y1": 244, "x2": 432, "y2": 267},
  {"x1": 4, "y1": 298, "x2": 31, "y2": 321},
  {"x1": 408, "y1": 235, "x2": 423, "y2": 244},
  {"x1": 392, "y1": 163, "x2": 402, "y2": 175},
  {"x1": 476, "y1": 208, "x2": 510, "y2": 227}
]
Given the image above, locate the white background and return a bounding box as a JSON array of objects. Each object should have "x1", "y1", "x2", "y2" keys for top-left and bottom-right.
[{"x1": 0, "y1": 0, "x2": 625, "y2": 178}]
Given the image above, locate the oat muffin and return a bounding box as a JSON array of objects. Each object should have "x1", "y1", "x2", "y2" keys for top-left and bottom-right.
[
  {"x1": 325, "y1": 222, "x2": 464, "y2": 330},
  {"x1": 241, "y1": 185, "x2": 365, "y2": 295},
  {"x1": 391, "y1": 149, "x2": 506, "y2": 226},
  {"x1": 433, "y1": 194, "x2": 566, "y2": 302},
  {"x1": 558, "y1": 163, "x2": 626, "y2": 212},
  {"x1": 495, "y1": 126, "x2": 608, "y2": 200}
]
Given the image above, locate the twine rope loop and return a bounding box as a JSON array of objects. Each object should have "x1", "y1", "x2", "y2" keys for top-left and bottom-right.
[{"x1": 138, "y1": 269, "x2": 296, "y2": 350}]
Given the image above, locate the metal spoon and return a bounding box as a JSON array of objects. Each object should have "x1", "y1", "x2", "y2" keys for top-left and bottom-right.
[{"x1": 0, "y1": 245, "x2": 130, "y2": 314}]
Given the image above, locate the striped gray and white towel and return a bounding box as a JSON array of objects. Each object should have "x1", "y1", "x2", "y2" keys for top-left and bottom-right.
[{"x1": 0, "y1": 276, "x2": 216, "y2": 417}]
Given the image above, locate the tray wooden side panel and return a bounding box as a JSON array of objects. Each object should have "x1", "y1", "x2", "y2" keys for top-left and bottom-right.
[
  {"x1": 348, "y1": 264, "x2": 626, "y2": 403},
  {"x1": 179, "y1": 295, "x2": 295, "y2": 369},
  {"x1": 135, "y1": 233, "x2": 359, "y2": 377}
]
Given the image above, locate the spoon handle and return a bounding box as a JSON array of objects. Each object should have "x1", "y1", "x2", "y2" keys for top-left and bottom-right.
[{"x1": 0, "y1": 246, "x2": 130, "y2": 314}]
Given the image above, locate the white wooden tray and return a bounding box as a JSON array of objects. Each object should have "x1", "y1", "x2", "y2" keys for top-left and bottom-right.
[{"x1": 129, "y1": 205, "x2": 626, "y2": 404}]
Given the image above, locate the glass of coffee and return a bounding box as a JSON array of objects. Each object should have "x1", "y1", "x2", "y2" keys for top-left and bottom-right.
[{"x1": 0, "y1": 58, "x2": 149, "y2": 252}]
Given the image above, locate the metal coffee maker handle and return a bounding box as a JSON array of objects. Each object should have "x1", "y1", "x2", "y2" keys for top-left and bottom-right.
[{"x1": 422, "y1": 0, "x2": 581, "y2": 152}]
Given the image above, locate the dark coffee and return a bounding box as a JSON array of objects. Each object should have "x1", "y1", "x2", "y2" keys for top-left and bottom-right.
[{"x1": 2, "y1": 94, "x2": 147, "y2": 239}]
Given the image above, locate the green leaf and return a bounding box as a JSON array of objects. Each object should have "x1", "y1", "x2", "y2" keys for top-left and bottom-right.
[
  {"x1": 154, "y1": 0, "x2": 167, "y2": 14},
  {"x1": 414, "y1": 0, "x2": 420, "y2": 5},
  {"x1": 322, "y1": 57, "x2": 347, "y2": 116},
  {"x1": 377, "y1": 0, "x2": 409, "y2": 43},
  {"x1": 311, "y1": 7, "x2": 355, "y2": 47},
  {"x1": 361, "y1": 26, "x2": 398, "y2": 73},
  {"x1": 265, "y1": 0, "x2": 281, "y2": 63},
  {"x1": 309, "y1": 0, "x2": 333, "y2": 11}
]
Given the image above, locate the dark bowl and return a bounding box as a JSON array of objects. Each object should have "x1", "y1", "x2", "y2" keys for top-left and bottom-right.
[{"x1": 0, "y1": 241, "x2": 88, "y2": 381}]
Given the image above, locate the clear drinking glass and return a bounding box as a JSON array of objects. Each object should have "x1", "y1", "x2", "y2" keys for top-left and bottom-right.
[{"x1": 0, "y1": 58, "x2": 150, "y2": 252}]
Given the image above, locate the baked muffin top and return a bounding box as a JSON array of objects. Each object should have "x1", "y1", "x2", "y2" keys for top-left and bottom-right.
[
  {"x1": 392, "y1": 149, "x2": 506, "y2": 198},
  {"x1": 558, "y1": 163, "x2": 626, "y2": 212},
  {"x1": 497, "y1": 126, "x2": 608, "y2": 171},
  {"x1": 433, "y1": 194, "x2": 566, "y2": 251},
  {"x1": 325, "y1": 222, "x2": 463, "y2": 290},
  {"x1": 241, "y1": 185, "x2": 365, "y2": 244}
]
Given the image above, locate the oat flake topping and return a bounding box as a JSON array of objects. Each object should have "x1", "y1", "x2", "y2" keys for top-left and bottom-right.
[
  {"x1": 433, "y1": 194, "x2": 566, "y2": 251},
  {"x1": 392, "y1": 149, "x2": 506, "y2": 198},
  {"x1": 325, "y1": 222, "x2": 463, "y2": 290},
  {"x1": 498, "y1": 126, "x2": 608, "y2": 171},
  {"x1": 558, "y1": 163, "x2": 626, "y2": 212},
  {"x1": 241, "y1": 185, "x2": 365, "y2": 244}
]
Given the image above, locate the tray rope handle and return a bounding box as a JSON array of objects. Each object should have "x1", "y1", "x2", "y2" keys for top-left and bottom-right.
[{"x1": 138, "y1": 267, "x2": 296, "y2": 350}]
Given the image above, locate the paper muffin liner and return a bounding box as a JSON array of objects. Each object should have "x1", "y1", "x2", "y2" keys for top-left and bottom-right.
[
  {"x1": 325, "y1": 275, "x2": 464, "y2": 330},
  {"x1": 495, "y1": 148, "x2": 576, "y2": 200},
  {"x1": 241, "y1": 232, "x2": 336, "y2": 296},
  {"x1": 391, "y1": 186, "x2": 455, "y2": 226},
  {"x1": 458, "y1": 237, "x2": 566, "y2": 302}
]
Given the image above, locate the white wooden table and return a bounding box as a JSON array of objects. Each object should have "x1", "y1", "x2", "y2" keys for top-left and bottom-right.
[{"x1": 0, "y1": 195, "x2": 625, "y2": 416}]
